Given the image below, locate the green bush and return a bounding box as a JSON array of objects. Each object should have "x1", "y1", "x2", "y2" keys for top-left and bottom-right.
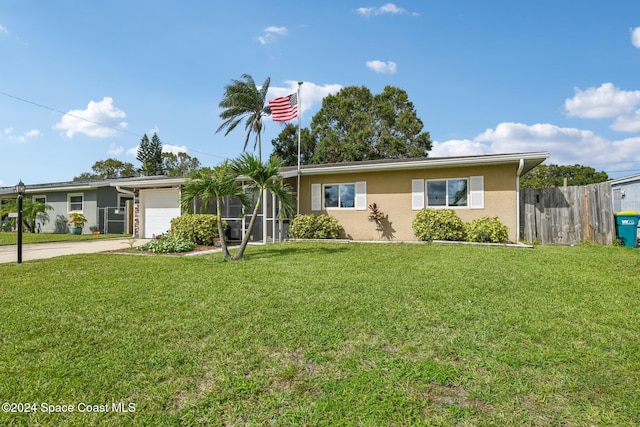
[
  {"x1": 139, "y1": 234, "x2": 196, "y2": 253},
  {"x1": 412, "y1": 208, "x2": 466, "y2": 241},
  {"x1": 465, "y1": 216, "x2": 510, "y2": 243},
  {"x1": 289, "y1": 214, "x2": 345, "y2": 239},
  {"x1": 171, "y1": 214, "x2": 225, "y2": 245}
]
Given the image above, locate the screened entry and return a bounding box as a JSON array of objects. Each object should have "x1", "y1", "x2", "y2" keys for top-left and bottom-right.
[{"x1": 190, "y1": 188, "x2": 291, "y2": 244}]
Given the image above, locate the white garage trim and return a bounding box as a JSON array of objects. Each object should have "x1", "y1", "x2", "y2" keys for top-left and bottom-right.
[{"x1": 140, "y1": 188, "x2": 181, "y2": 238}]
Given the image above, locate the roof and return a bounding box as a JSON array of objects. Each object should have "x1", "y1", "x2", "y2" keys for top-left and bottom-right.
[
  {"x1": 609, "y1": 173, "x2": 640, "y2": 186},
  {"x1": 0, "y1": 175, "x2": 185, "y2": 196},
  {"x1": 280, "y1": 152, "x2": 549, "y2": 178},
  {"x1": 0, "y1": 152, "x2": 549, "y2": 196}
]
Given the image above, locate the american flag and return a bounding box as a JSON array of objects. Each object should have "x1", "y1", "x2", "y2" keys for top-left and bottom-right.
[{"x1": 268, "y1": 93, "x2": 298, "y2": 122}]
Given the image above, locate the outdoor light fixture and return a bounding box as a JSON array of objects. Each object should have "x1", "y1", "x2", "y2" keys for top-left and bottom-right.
[{"x1": 15, "y1": 180, "x2": 25, "y2": 264}]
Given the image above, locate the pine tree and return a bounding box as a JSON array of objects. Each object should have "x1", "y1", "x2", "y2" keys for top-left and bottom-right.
[
  {"x1": 150, "y1": 132, "x2": 165, "y2": 175},
  {"x1": 137, "y1": 133, "x2": 165, "y2": 176}
]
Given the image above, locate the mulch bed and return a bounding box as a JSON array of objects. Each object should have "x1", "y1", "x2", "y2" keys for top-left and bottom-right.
[{"x1": 111, "y1": 245, "x2": 220, "y2": 256}]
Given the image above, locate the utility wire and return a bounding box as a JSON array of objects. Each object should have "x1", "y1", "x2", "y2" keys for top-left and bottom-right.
[{"x1": 0, "y1": 90, "x2": 226, "y2": 160}]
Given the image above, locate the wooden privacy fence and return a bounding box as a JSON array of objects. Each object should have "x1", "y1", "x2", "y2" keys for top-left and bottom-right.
[{"x1": 520, "y1": 182, "x2": 615, "y2": 245}]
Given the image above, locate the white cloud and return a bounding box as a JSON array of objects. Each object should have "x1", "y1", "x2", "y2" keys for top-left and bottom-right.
[
  {"x1": 565, "y1": 82, "x2": 640, "y2": 119},
  {"x1": 267, "y1": 81, "x2": 342, "y2": 116},
  {"x1": 0, "y1": 25, "x2": 8, "y2": 35},
  {"x1": 433, "y1": 122, "x2": 640, "y2": 167},
  {"x1": 632, "y1": 26, "x2": 640, "y2": 48},
  {"x1": 108, "y1": 143, "x2": 124, "y2": 155},
  {"x1": 125, "y1": 146, "x2": 138, "y2": 157},
  {"x1": 429, "y1": 138, "x2": 492, "y2": 158},
  {"x1": 162, "y1": 144, "x2": 187, "y2": 155},
  {"x1": 54, "y1": 97, "x2": 127, "y2": 138},
  {"x1": 611, "y1": 109, "x2": 640, "y2": 132},
  {"x1": 258, "y1": 26, "x2": 287, "y2": 45},
  {"x1": 1, "y1": 128, "x2": 42, "y2": 143},
  {"x1": 355, "y1": 3, "x2": 418, "y2": 17},
  {"x1": 564, "y1": 83, "x2": 640, "y2": 132},
  {"x1": 366, "y1": 60, "x2": 397, "y2": 74}
]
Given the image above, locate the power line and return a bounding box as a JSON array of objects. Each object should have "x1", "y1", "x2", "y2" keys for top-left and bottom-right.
[
  {"x1": 0, "y1": 90, "x2": 227, "y2": 161},
  {"x1": 1, "y1": 91, "x2": 142, "y2": 138}
]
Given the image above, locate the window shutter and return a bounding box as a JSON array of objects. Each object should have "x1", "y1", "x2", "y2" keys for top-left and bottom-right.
[
  {"x1": 412, "y1": 179, "x2": 424, "y2": 210},
  {"x1": 311, "y1": 183, "x2": 321, "y2": 211},
  {"x1": 469, "y1": 176, "x2": 484, "y2": 209},
  {"x1": 355, "y1": 181, "x2": 367, "y2": 210}
]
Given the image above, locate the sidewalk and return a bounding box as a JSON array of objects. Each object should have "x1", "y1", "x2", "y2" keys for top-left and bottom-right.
[{"x1": 0, "y1": 238, "x2": 149, "y2": 264}]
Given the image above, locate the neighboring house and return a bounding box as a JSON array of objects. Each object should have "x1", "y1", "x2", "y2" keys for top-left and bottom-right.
[
  {"x1": 610, "y1": 173, "x2": 640, "y2": 213},
  {"x1": 283, "y1": 152, "x2": 549, "y2": 243},
  {"x1": 0, "y1": 179, "x2": 134, "y2": 234}
]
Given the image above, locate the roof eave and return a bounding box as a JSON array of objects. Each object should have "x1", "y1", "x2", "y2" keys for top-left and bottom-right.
[
  {"x1": 287, "y1": 152, "x2": 549, "y2": 176},
  {"x1": 110, "y1": 177, "x2": 185, "y2": 188}
]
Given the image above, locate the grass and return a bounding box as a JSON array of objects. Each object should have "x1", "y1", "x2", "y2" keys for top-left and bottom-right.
[
  {"x1": 0, "y1": 242, "x2": 639, "y2": 425},
  {"x1": 0, "y1": 232, "x2": 131, "y2": 246}
]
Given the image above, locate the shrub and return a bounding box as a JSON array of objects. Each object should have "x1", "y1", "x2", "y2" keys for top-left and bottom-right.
[
  {"x1": 139, "y1": 233, "x2": 196, "y2": 253},
  {"x1": 412, "y1": 208, "x2": 466, "y2": 241},
  {"x1": 465, "y1": 216, "x2": 510, "y2": 243},
  {"x1": 289, "y1": 214, "x2": 345, "y2": 239},
  {"x1": 171, "y1": 214, "x2": 225, "y2": 245}
]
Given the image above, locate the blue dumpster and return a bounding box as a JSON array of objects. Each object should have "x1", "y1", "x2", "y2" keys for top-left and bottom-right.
[{"x1": 614, "y1": 211, "x2": 640, "y2": 248}]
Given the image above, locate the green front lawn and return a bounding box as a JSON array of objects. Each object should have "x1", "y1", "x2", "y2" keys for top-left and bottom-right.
[
  {"x1": 0, "y1": 243, "x2": 638, "y2": 425},
  {"x1": 0, "y1": 232, "x2": 131, "y2": 246}
]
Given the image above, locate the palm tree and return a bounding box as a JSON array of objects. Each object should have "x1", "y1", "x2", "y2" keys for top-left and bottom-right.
[
  {"x1": 181, "y1": 161, "x2": 249, "y2": 261},
  {"x1": 216, "y1": 74, "x2": 271, "y2": 160},
  {"x1": 231, "y1": 153, "x2": 293, "y2": 261},
  {"x1": 0, "y1": 199, "x2": 52, "y2": 233}
]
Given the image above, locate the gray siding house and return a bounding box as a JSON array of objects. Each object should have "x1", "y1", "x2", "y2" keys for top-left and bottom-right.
[
  {"x1": 0, "y1": 180, "x2": 133, "y2": 234},
  {"x1": 611, "y1": 173, "x2": 640, "y2": 213}
]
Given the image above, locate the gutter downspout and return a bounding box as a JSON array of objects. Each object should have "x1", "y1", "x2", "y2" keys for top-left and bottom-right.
[
  {"x1": 115, "y1": 185, "x2": 135, "y2": 198},
  {"x1": 516, "y1": 159, "x2": 525, "y2": 243}
]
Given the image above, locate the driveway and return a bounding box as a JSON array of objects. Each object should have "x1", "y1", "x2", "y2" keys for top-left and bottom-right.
[{"x1": 0, "y1": 238, "x2": 149, "y2": 264}]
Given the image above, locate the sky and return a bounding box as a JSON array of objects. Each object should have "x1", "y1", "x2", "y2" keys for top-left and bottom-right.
[{"x1": 1, "y1": 0, "x2": 640, "y2": 187}]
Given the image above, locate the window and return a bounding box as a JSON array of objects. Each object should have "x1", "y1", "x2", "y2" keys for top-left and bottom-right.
[
  {"x1": 324, "y1": 183, "x2": 355, "y2": 208},
  {"x1": 33, "y1": 195, "x2": 46, "y2": 204},
  {"x1": 68, "y1": 193, "x2": 84, "y2": 213},
  {"x1": 426, "y1": 179, "x2": 468, "y2": 207},
  {"x1": 311, "y1": 182, "x2": 367, "y2": 211},
  {"x1": 413, "y1": 176, "x2": 483, "y2": 210}
]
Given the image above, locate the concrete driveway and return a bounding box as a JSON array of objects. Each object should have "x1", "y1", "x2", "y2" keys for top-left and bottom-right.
[{"x1": 0, "y1": 238, "x2": 149, "y2": 264}]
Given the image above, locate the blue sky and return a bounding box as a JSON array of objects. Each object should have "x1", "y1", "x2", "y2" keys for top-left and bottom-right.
[{"x1": 1, "y1": 1, "x2": 640, "y2": 187}]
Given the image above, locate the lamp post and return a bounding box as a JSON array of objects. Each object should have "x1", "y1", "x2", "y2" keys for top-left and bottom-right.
[{"x1": 15, "y1": 180, "x2": 25, "y2": 264}]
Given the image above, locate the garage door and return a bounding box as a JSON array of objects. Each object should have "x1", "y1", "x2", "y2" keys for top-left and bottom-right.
[{"x1": 142, "y1": 188, "x2": 180, "y2": 238}]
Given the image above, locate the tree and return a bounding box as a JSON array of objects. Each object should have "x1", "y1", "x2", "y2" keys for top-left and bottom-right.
[
  {"x1": 137, "y1": 133, "x2": 165, "y2": 176},
  {"x1": 162, "y1": 152, "x2": 201, "y2": 177},
  {"x1": 0, "y1": 199, "x2": 53, "y2": 233},
  {"x1": 270, "y1": 124, "x2": 315, "y2": 166},
  {"x1": 231, "y1": 153, "x2": 293, "y2": 260},
  {"x1": 74, "y1": 158, "x2": 138, "y2": 181},
  {"x1": 217, "y1": 74, "x2": 272, "y2": 160},
  {"x1": 271, "y1": 85, "x2": 432, "y2": 165},
  {"x1": 180, "y1": 162, "x2": 248, "y2": 260},
  {"x1": 520, "y1": 164, "x2": 609, "y2": 189}
]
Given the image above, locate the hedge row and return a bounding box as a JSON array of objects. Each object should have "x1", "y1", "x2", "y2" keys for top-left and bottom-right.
[{"x1": 412, "y1": 209, "x2": 509, "y2": 243}]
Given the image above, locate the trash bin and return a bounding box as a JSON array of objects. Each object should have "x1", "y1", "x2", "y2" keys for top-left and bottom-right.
[{"x1": 614, "y1": 211, "x2": 640, "y2": 248}]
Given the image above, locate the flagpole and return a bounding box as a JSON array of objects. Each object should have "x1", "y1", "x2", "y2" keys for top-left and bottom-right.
[{"x1": 296, "y1": 81, "x2": 303, "y2": 216}]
